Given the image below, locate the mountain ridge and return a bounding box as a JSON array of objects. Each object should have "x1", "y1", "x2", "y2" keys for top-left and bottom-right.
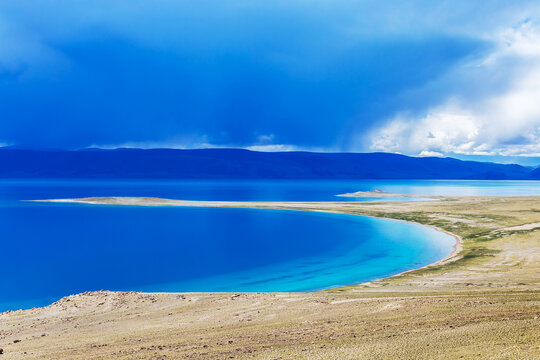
[{"x1": 0, "y1": 148, "x2": 538, "y2": 180}]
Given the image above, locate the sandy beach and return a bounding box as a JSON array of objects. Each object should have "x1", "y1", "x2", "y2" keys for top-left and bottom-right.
[{"x1": 2, "y1": 195, "x2": 539, "y2": 359}]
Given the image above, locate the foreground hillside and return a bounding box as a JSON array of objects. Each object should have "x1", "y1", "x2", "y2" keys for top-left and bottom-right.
[
  {"x1": 1, "y1": 196, "x2": 539, "y2": 359},
  {"x1": 0, "y1": 148, "x2": 537, "y2": 179}
]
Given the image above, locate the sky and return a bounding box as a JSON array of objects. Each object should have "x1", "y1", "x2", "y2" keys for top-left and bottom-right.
[{"x1": 1, "y1": 1, "x2": 540, "y2": 164}]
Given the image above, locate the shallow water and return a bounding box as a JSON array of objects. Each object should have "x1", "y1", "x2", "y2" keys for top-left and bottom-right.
[{"x1": 2, "y1": 179, "x2": 538, "y2": 311}]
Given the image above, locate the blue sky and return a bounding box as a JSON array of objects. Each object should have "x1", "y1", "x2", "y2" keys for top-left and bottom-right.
[{"x1": 1, "y1": 1, "x2": 540, "y2": 164}]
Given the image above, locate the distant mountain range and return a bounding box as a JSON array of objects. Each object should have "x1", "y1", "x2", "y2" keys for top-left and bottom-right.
[{"x1": 0, "y1": 148, "x2": 538, "y2": 180}]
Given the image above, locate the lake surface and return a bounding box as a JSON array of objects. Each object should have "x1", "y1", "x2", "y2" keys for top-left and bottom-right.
[
  {"x1": 2, "y1": 179, "x2": 539, "y2": 312},
  {"x1": 4, "y1": 179, "x2": 540, "y2": 202}
]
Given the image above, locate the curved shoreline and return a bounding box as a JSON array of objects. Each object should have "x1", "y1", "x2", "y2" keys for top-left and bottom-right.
[
  {"x1": 34, "y1": 197, "x2": 463, "y2": 290},
  {"x1": 6, "y1": 196, "x2": 539, "y2": 359},
  {"x1": 289, "y1": 209, "x2": 462, "y2": 288},
  {"x1": 368, "y1": 223, "x2": 462, "y2": 285}
]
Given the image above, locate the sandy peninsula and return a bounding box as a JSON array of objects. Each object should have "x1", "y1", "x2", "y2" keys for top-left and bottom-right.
[
  {"x1": 2, "y1": 195, "x2": 539, "y2": 359},
  {"x1": 336, "y1": 189, "x2": 434, "y2": 198}
]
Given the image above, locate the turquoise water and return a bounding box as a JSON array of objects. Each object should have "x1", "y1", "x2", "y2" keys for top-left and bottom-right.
[{"x1": 2, "y1": 179, "x2": 538, "y2": 312}]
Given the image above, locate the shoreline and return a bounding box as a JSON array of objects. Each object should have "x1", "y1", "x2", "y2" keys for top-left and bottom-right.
[
  {"x1": 5, "y1": 195, "x2": 539, "y2": 359},
  {"x1": 374, "y1": 223, "x2": 462, "y2": 283},
  {"x1": 275, "y1": 208, "x2": 463, "y2": 288},
  {"x1": 33, "y1": 196, "x2": 463, "y2": 293}
]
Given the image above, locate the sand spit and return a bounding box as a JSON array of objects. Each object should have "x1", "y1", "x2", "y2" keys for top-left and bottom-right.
[{"x1": 335, "y1": 189, "x2": 431, "y2": 198}]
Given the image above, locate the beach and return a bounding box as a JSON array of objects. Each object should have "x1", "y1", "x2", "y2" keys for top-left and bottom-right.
[{"x1": 2, "y1": 195, "x2": 539, "y2": 359}]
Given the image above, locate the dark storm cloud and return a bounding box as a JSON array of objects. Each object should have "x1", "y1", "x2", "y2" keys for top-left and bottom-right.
[{"x1": 0, "y1": 0, "x2": 527, "y2": 150}]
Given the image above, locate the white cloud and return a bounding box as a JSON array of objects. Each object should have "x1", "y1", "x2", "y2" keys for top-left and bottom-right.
[
  {"x1": 89, "y1": 134, "x2": 213, "y2": 150},
  {"x1": 418, "y1": 150, "x2": 444, "y2": 157},
  {"x1": 245, "y1": 144, "x2": 299, "y2": 152},
  {"x1": 246, "y1": 134, "x2": 306, "y2": 151},
  {"x1": 368, "y1": 19, "x2": 540, "y2": 157},
  {"x1": 91, "y1": 134, "x2": 308, "y2": 152},
  {"x1": 93, "y1": 142, "x2": 304, "y2": 152},
  {"x1": 370, "y1": 107, "x2": 482, "y2": 155}
]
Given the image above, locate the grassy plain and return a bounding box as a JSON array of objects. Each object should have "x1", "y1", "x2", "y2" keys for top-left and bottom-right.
[{"x1": 1, "y1": 196, "x2": 539, "y2": 359}]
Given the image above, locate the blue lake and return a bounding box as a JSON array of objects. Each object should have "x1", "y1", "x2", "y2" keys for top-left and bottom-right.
[{"x1": 1, "y1": 179, "x2": 539, "y2": 312}]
